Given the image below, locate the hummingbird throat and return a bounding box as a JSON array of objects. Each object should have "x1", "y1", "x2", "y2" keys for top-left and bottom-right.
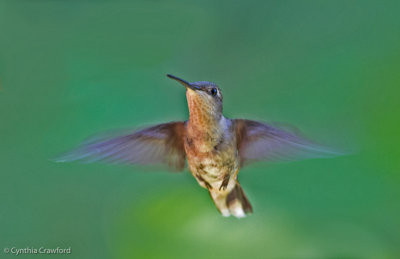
[
  {"x1": 186, "y1": 94, "x2": 224, "y2": 149},
  {"x1": 188, "y1": 95, "x2": 221, "y2": 126}
]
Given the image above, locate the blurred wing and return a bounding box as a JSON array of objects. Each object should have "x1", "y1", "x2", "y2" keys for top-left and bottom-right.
[
  {"x1": 55, "y1": 122, "x2": 186, "y2": 171},
  {"x1": 234, "y1": 119, "x2": 341, "y2": 167}
]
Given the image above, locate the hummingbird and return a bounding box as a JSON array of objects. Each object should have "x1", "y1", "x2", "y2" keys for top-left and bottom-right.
[{"x1": 57, "y1": 74, "x2": 339, "y2": 218}]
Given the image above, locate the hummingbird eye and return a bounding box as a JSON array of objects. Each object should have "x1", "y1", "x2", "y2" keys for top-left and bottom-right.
[{"x1": 210, "y1": 88, "x2": 217, "y2": 96}]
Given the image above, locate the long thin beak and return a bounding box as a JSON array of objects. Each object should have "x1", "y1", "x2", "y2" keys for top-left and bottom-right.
[{"x1": 167, "y1": 74, "x2": 199, "y2": 91}]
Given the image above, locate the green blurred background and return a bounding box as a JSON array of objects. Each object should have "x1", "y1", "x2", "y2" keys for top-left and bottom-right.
[{"x1": 1, "y1": 1, "x2": 400, "y2": 258}]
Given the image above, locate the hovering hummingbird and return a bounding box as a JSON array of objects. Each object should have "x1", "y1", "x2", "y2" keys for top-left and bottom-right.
[{"x1": 57, "y1": 74, "x2": 340, "y2": 218}]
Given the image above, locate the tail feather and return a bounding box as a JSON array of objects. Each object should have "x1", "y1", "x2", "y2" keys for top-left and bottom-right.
[
  {"x1": 226, "y1": 183, "x2": 253, "y2": 216},
  {"x1": 209, "y1": 182, "x2": 252, "y2": 218}
]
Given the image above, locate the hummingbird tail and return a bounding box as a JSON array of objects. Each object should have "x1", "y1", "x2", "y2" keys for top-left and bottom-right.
[{"x1": 209, "y1": 182, "x2": 253, "y2": 218}]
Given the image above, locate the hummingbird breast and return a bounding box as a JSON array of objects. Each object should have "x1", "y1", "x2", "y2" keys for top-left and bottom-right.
[{"x1": 184, "y1": 117, "x2": 239, "y2": 191}]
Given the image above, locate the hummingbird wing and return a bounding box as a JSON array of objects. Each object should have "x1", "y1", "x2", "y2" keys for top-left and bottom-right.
[
  {"x1": 55, "y1": 122, "x2": 186, "y2": 171},
  {"x1": 233, "y1": 119, "x2": 341, "y2": 167}
]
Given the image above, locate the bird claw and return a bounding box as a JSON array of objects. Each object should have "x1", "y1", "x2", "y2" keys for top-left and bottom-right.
[{"x1": 219, "y1": 175, "x2": 230, "y2": 191}]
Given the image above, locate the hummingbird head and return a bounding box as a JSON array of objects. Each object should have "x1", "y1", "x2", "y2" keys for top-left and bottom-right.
[{"x1": 167, "y1": 74, "x2": 223, "y2": 122}]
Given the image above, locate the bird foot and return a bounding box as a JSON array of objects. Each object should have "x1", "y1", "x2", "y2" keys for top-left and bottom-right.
[{"x1": 219, "y1": 175, "x2": 230, "y2": 191}]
